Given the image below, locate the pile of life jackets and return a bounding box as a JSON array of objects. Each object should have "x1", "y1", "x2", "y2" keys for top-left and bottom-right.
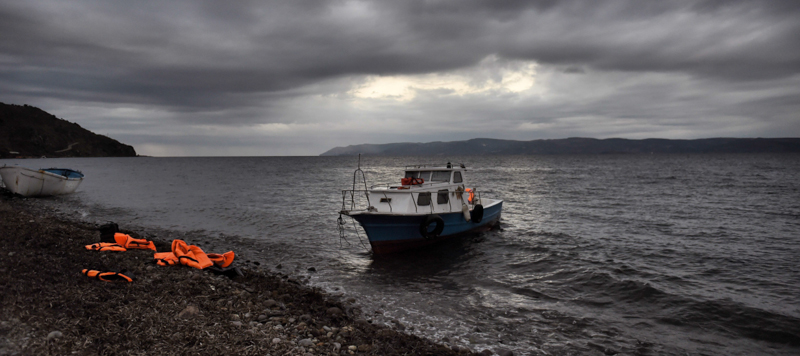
[
  {"x1": 83, "y1": 229, "x2": 236, "y2": 282},
  {"x1": 154, "y1": 239, "x2": 234, "y2": 270}
]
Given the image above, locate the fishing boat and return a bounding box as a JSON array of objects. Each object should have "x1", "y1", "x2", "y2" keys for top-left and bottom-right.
[
  {"x1": 339, "y1": 161, "x2": 502, "y2": 254},
  {"x1": 0, "y1": 165, "x2": 84, "y2": 197}
]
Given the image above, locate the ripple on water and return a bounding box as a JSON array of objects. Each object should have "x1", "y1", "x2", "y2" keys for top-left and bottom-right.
[{"x1": 14, "y1": 154, "x2": 800, "y2": 356}]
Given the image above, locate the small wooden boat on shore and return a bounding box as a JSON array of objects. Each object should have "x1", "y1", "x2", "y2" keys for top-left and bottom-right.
[
  {"x1": 0, "y1": 165, "x2": 84, "y2": 197},
  {"x1": 339, "y1": 161, "x2": 502, "y2": 254}
]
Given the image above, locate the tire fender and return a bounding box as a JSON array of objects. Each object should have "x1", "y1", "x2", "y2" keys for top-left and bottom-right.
[
  {"x1": 471, "y1": 204, "x2": 484, "y2": 224},
  {"x1": 419, "y1": 215, "x2": 445, "y2": 239}
]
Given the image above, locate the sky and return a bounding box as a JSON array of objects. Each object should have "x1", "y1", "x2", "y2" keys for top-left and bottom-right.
[{"x1": 1, "y1": 0, "x2": 799, "y2": 156}]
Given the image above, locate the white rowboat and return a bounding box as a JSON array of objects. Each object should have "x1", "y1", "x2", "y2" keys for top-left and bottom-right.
[{"x1": 0, "y1": 165, "x2": 84, "y2": 197}]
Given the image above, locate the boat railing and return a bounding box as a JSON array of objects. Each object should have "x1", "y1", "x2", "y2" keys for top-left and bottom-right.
[
  {"x1": 340, "y1": 188, "x2": 483, "y2": 215},
  {"x1": 369, "y1": 181, "x2": 451, "y2": 190},
  {"x1": 404, "y1": 162, "x2": 466, "y2": 169}
]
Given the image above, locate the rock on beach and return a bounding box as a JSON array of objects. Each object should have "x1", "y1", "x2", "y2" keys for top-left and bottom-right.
[
  {"x1": 177, "y1": 305, "x2": 200, "y2": 319},
  {"x1": 46, "y1": 331, "x2": 63, "y2": 342}
]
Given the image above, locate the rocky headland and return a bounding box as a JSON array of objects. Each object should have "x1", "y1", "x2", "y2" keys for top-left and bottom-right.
[{"x1": 0, "y1": 103, "x2": 136, "y2": 158}]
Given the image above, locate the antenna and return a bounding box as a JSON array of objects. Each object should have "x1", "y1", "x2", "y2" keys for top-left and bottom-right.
[{"x1": 352, "y1": 154, "x2": 368, "y2": 192}]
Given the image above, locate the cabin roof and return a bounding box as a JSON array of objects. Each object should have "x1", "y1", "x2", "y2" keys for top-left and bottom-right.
[{"x1": 404, "y1": 163, "x2": 466, "y2": 171}]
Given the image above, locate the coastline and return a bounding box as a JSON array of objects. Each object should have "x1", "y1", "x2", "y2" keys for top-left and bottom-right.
[{"x1": 0, "y1": 190, "x2": 477, "y2": 355}]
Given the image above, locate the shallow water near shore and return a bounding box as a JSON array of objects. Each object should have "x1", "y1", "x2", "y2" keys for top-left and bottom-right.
[{"x1": 3, "y1": 154, "x2": 800, "y2": 355}]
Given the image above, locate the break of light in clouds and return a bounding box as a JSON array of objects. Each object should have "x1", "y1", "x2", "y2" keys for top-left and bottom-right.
[{"x1": 1, "y1": 0, "x2": 799, "y2": 156}]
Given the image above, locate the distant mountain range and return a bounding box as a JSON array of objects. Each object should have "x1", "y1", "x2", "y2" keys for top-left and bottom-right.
[
  {"x1": 0, "y1": 102, "x2": 136, "y2": 158},
  {"x1": 320, "y1": 137, "x2": 800, "y2": 156}
]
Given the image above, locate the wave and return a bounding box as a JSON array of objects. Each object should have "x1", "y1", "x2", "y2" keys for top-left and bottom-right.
[
  {"x1": 569, "y1": 271, "x2": 800, "y2": 346},
  {"x1": 660, "y1": 298, "x2": 800, "y2": 346}
]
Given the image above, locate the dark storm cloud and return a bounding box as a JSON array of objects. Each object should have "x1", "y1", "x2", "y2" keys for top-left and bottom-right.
[
  {"x1": 494, "y1": 0, "x2": 800, "y2": 80},
  {"x1": 0, "y1": 0, "x2": 798, "y2": 130}
]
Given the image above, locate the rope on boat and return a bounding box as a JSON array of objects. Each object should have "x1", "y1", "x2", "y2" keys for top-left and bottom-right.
[
  {"x1": 335, "y1": 213, "x2": 369, "y2": 252},
  {"x1": 337, "y1": 214, "x2": 348, "y2": 248},
  {"x1": 337, "y1": 154, "x2": 372, "y2": 252}
]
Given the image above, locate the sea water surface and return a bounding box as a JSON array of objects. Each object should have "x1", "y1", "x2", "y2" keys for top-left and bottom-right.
[{"x1": 3, "y1": 154, "x2": 799, "y2": 355}]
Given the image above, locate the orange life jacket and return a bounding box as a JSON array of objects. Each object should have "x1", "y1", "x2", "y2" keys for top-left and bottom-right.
[
  {"x1": 154, "y1": 239, "x2": 215, "y2": 269},
  {"x1": 114, "y1": 233, "x2": 156, "y2": 251},
  {"x1": 82, "y1": 269, "x2": 134, "y2": 282},
  {"x1": 173, "y1": 239, "x2": 213, "y2": 269},
  {"x1": 85, "y1": 242, "x2": 127, "y2": 252},
  {"x1": 465, "y1": 188, "x2": 474, "y2": 204},
  {"x1": 207, "y1": 251, "x2": 235, "y2": 268},
  {"x1": 154, "y1": 251, "x2": 178, "y2": 266}
]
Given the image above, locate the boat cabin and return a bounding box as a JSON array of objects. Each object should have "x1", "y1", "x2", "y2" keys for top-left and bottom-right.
[
  {"x1": 403, "y1": 167, "x2": 465, "y2": 185},
  {"x1": 366, "y1": 163, "x2": 476, "y2": 215}
]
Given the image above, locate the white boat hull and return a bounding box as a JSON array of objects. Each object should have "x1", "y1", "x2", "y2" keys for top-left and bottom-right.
[{"x1": 0, "y1": 166, "x2": 83, "y2": 197}]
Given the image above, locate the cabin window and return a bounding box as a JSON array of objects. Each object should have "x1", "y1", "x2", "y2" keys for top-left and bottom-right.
[
  {"x1": 418, "y1": 171, "x2": 432, "y2": 181},
  {"x1": 437, "y1": 189, "x2": 449, "y2": 204},
  {"x1": 431, "y1": 171, "x2": 450, "y2": 182},
  {"x1": 380, "y1": 197, "x2": 392, "y2": 203},
  {"x1": 417, "y1": 192, "x2": 431, "y2": 206},
  {"x1": 404, "y1": 171, "x2": 419, "y2": 178},
  {"x1": 453, "y1": 171, "x2": 463, "y2": 183}
]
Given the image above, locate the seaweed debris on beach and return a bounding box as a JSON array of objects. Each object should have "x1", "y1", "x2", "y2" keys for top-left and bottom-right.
[{"x1": 0, "y1": 191, "x2": 476, "y2": 355}]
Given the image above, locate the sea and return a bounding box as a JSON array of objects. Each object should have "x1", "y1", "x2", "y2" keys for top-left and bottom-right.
[{"x1": 2, "y1": 154, "x2": 799, "y2": 355}]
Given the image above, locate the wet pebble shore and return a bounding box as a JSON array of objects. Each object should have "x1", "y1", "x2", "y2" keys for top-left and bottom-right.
[{"x1": 0, "y1": 191, "x2": 487, "y2": 355}]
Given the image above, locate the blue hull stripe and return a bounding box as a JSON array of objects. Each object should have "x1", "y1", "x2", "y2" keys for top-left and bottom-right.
[{"x1": 350, "y1": 201, "x2": 502, "y2": 253}]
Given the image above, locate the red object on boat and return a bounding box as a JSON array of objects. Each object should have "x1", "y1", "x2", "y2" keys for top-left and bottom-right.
[{"x1": 401, "y1": 177, "x2": 424, "y2": 185}]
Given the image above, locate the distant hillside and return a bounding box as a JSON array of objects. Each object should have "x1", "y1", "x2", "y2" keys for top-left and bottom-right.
[
  {"x1": 0, "y1": 103, "x2": 136, "y2": 158},
  {"x1": 321, "y1": 137, "x2": 800, "y2": 156}
]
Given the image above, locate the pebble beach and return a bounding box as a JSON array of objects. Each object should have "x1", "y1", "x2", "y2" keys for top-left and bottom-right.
[{"x1": 0, "y1": 190, "x2": 489, "y2": 356}]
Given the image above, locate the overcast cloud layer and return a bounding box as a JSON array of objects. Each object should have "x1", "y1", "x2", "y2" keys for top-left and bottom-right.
[{"x1": 1, "y1": 0, "x2": 799, "y2": 156}]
